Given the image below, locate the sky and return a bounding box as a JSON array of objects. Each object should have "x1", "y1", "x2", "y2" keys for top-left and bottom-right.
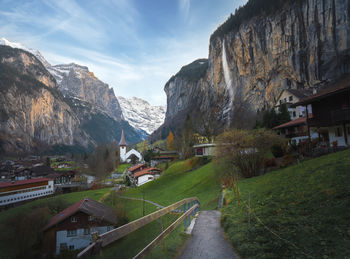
[{"x1": 0, "y1": 0, "x2": 247, "y2": 106}]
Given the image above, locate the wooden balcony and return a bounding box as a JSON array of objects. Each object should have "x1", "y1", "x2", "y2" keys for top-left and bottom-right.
[{"x1": 308, "y1": 108, "x2": 350, "y2": 126}]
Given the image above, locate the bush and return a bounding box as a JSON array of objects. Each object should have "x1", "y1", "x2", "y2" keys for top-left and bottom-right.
[
  {"x1": 281, "y1": 154, "x2": 294, "y2": 168},
  {"x1": 263, "y1": 158, "x2": 277, "y2": 168},
  {"x1": 271, "y1": 144, "x2": 284, "y2": 158}
]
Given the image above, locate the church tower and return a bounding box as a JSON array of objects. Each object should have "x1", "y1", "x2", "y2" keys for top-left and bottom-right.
[{"x1": 119, "y1": 130, "x2": 127, "y2": 162}]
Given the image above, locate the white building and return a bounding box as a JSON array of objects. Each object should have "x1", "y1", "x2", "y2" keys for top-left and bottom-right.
[
  {"x1": 134, "y1": 168, "x2": 162, "y2": 186},
  {"x1": 193, "y1": 143, "x2": 216, "y2": 157},
  {"x1": 0, "y1": 178, "x2": 54, "y2": 207},
  {"x1": 119, "y1": 130, "x2": 142, "y2": 163},
  {"x1": 275, "y1": 89, "x2": 312, "y2": 120}
]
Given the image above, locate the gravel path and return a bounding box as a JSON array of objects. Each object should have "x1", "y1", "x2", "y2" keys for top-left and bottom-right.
[{"x1": 179, "y1": 210, "x2": 239, "y2": 259}]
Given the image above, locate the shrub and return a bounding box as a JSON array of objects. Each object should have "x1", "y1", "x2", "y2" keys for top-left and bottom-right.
[
  {"x1": 263, "y1": 158, "x2": 277, "y2": 168},
  {"x1": 271, "y1": 144, "x2": 284, "y2": 158}
]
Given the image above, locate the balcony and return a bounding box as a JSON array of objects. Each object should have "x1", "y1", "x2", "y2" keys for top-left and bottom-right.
[{"x1": 308, "y1": 108, "x2": 350, "y2": 126}]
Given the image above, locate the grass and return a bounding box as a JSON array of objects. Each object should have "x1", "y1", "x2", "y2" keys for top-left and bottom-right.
[
  {"x1": 100, "y1": 157, "x2": 221, "y2": 258},
  {"x1": 221, "y1": 149, "x2": 350, "y2": 258},
  {"x1": 117, "y1": 163, "x2": 131, "y2": 173},
  {"x1": 0, "y1": 188, "x2": 112, "y2": 259}
]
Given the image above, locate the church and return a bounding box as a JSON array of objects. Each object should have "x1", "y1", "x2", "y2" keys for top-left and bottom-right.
[{"x1": 119, "y1": 130, "x2": 143, "y2": 163}]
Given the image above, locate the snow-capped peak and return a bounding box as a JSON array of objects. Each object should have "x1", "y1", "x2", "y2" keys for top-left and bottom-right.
[
  {"x1": 117, "y1": 96, "x2": 166, "y2": 135},
  {"x1": 0, "y1": 37, "x2": 51, "y2": 67}
]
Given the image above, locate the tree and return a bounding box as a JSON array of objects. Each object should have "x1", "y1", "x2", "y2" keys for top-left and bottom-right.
[
  {"x1": 181, "y1": 114, "x2": 195, "y2": 159},
  {"x1": 88, "y1": 142, "x2": 119, "y2": 180},
  {"x1": 167, "y1": 131, "x2": 175, "y2": 150}
]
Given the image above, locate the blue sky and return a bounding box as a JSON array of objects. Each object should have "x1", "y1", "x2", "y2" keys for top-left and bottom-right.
[{"x1": 0, "y1": 0, "x2": 247, "y2": 105}]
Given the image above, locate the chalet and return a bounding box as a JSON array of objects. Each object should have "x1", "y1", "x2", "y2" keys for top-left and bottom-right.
[
  {"x1": 293, "y1": 75, "x2": 350, "y2": 147},
  {"x1": 133, "y1": 168, "x2": 162, "y2": 186},
  {"x1": 43, "y1": 198, "x2": 117, "y2": 255},
  {"x1": 0, "y1": 178, "x2": 54, "y2": 207},
  {"x1": 275, "y1": 89, "x2": 312, "y2": 120},
  {"x1": 128, "y1": 163, "x2": 146, "y2": 176},
  {"x1": 273, "y1": 115, "x2": 318, "y2": 144},
  {"x1": 193, "y1": 143, "x2": 216, "y2": 157},
  {"x1": 150, "y1": 150, "x2": 178, "y2": 167}
]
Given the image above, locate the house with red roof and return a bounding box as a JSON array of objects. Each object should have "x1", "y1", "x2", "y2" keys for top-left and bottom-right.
[
  {"x1": 43, "y1": 198, "x2": 117, "y2": 255},
  {"x1": 133, "y1": 168, "x2": 162, "y2": 186}
]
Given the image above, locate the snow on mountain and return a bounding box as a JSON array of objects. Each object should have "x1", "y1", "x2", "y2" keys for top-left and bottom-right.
[
  {"x1": 117, "y1": 96, "x2": 166, "y2": 135},
  {"x1": 0, "y1": 37, "x2": 51, "y2": 67}
]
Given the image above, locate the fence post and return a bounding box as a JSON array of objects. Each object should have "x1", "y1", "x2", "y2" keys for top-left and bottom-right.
[
  {"x1": 183, "y1": 203, "x2": 187, "y2": 228},
  {"x1": 187, "y1": 202, "x2": 191, "y2": 226},
  {"x1": 248, "y1": 192, "x2": 251, "y2": 230}
]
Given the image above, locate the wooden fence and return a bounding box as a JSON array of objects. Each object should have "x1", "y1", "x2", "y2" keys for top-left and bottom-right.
[{"x1": 77, "y1": 197, "x2": 200, "y2": 258}]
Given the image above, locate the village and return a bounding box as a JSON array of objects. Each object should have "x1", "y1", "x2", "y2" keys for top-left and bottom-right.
[{"x1": 0, "y1": 77, "x2": 349, "y2": 258}]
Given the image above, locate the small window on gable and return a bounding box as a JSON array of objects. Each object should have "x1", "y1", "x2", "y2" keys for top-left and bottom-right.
[
  {"x1": 71, "y1": 217, "x2": 77, "y2": 223},
  {"x1": 284, "y1": 98, "x2": 287, "y2": 102},
  {"x1": 289, "y1": 96, "x2": 293, "y2": 102},
  {"x1": 88, "y1": 215, "x2": 93, "y2": 221}
]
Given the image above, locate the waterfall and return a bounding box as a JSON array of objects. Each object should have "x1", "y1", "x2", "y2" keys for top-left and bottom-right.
[{"x1": 222, "y1": 39, "x2": 234, "y2": 125}]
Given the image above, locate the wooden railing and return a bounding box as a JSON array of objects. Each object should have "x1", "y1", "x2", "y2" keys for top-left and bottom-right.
[{"x1": 77, "y1": 197, "x2": 200, "y2": 258}]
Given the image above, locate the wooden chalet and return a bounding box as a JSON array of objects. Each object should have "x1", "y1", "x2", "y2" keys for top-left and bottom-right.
[
  {"x1": 43, "y1": 198, "x2": 117, "y2": 255},
  {"x1": 133, "y1": 168, "x2": 162, "y2": 186},
  {"x1": 293, "y1": 75, "x2": 350, "y2": 147}
]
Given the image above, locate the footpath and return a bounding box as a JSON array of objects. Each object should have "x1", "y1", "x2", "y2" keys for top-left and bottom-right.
[{"x1": 179, "y1": 210, "x2": 239, "y2": 259}]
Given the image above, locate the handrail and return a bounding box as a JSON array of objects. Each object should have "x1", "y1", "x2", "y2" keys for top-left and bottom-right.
[{"x1": 77, "y1": 197, "x2": 200, "y2": 258}]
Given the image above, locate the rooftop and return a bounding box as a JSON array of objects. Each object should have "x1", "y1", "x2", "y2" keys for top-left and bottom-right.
[
  {"x1": 134, "y1": 168, "x2": 162, "y2": 178},
  {"x1": 119, "y1": 130, "x2": 127, "y2": 146},
  {"x1": 273, "y1": 115, "x2": 312, "y2": 129},
  {"x1": 0, "y1": 177, "x2": 52, "y2": 188},
  {"x1": 128, "y1": 163, "x2": 144, "y2": 172},
  {"x1": 43, "y1": 198, "x2": 117, "y2": 231},
  {"x1": 294, "y1": 74, "x2": 350, "y2": 106}
]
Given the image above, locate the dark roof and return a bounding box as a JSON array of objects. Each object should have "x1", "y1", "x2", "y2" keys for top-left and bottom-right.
[
  {"x1": 294, "y1": 75, "x2": 350, "y2": 106},
  {"x1": 273, "y1": 115, "x2": 312, "y2": 129},
  {"x1": 134, "y1": 168, "x2": 162, "y2": 178},
  {"x1": 276, "y1": 89, "x2": 312, "y2": 104},
  {"x1": 286, "y1": 89, "x2": 313, "y2": 99},
  {"x1": 128, "y1": 163, "x2": 144, "y2": 172},
  {"x1": 0, "y1": 177, "x2": 52, "y2": 188},
  {"x1": 43, "y1": 198, "x2": 117, "y2": 231},
  {"x1": 119, "y1": 130, "x2": 127, "y2": 146},
  {"x1": 31, "y1": 165, "x2": 55, "y2": 176}
]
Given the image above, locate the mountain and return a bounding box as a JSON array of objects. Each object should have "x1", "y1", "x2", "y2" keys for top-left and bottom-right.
[
  {"x1": 48, "y1": 63, "x2": 124, "y2": 121},
  {"x1": 0, "y1": 45, "x2": 92, "y2": 154},
  {"x1": 117, "y1": 96, "x2": 166, "y2": 136},
  {"x1": 0, "y1": 42, "x2": 142, "y2": 154},
  {"x1": 152, "y1": 0, "x2": 350, "y2": 141},
  {"x1": 0, "y1": 37, "x2": 51, "y2": 67}
]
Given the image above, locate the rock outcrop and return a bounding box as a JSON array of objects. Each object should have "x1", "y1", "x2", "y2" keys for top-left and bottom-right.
[
  {"x1": 48, "y1": 64, "x2": 124, "y2": 121},
  {"x1": 157, "y1": 0, "x2": 350, "y2": 137},
  {"x1": 0, "y1": 46, "x2": 92, "y2": 154}
]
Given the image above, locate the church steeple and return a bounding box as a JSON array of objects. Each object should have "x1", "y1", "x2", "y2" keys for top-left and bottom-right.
[{"x1": 119, "y1": 130, "x2": 127, "y2": 146}]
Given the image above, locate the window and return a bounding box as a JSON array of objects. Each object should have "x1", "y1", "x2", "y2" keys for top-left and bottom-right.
[
  {"x1": 289, "y1": 96, "x2": 293, "y2": 102},
  {"x1": 279, "y1": 100, "x2": 282, "y2": 104},
  {"x1": 284, "y1": 98, "x2": 287, "y2": 102},
  {"x1": 67, "y1": 229, "x2": 77, "y2": 237},
  {"x1": 84, "y1": 228, "x2": 90, "y2": 235},
  {"x1": 293, "y1": 111, "x2": 296, "y2": 117},
  {"x1": 69, "y1": 245, "x2": 75, "y2": 251},
  {"x1": 88, "y1": 215, "x2": 93, "y2": 221},
  {"x1": 336, "y1": 127, "x2": 343, "y2": 137},
  {"x1": 71, "y1": 217, "x2": 77, "y2": 223}
]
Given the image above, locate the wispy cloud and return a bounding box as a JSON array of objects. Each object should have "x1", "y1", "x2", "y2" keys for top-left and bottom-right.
[{"x1": 179, "y1": 0, "x2": 191, "y2": 20}]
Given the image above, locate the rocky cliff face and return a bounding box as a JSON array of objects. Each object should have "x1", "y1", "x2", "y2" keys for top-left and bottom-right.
[
  {"x1": 159, "y1": 0, "x2": 350, "y2": 136},
  {"x1": 48, "y1": 64, "x2": 124, "y2": 121},
  {"x1": 0, "y1": 46, "x2": 92, "y2": 153}
]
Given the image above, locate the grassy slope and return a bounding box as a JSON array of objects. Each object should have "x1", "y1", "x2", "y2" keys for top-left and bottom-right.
[
  {"x1": 101, "y1": 158, "x2": 221, "y2": 258},
  {"x1": 0, "y1": 188, "x2": 112, "y2": 258},
  {"x1": 221, "y1": 149, "x2": 350, "y2": 258}
]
